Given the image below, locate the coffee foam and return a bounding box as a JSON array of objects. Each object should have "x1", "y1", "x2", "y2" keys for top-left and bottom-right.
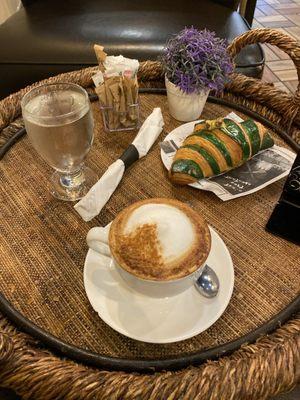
[
  {"x1": 109, "y1": 198, "x2": 211, "y2": 281},
  {"x1": 124, "y1": 204, "x2": 195, "y2": 263}
]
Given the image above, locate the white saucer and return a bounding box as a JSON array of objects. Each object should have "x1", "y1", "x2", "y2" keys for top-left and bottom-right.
[{"x1": 84, "y1": 226, "x2": 234, "y2": 344}]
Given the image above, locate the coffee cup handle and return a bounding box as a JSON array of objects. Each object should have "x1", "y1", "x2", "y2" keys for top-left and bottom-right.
[{"x1": 86, "y1": 224, "x2": 112, "y2": 256}]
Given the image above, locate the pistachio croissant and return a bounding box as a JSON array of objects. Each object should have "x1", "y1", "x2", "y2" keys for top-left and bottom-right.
[{"x1": 169, "y1": 118, "x2": 274, "y2": 185}]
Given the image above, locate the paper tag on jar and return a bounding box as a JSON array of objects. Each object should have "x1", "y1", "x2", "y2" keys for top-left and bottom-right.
[{"x1": 92, "y1": 71, "x2": 104, "y2": 87}]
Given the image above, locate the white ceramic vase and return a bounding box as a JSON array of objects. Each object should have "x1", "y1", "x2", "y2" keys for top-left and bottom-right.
[{"x1": 165, "y1": 76, "x2": 209, "y2": 122}]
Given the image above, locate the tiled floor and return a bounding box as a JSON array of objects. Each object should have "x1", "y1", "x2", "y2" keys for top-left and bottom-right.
[{"x1": 252, "y1": 0, "x2": 300, "y2": 94}]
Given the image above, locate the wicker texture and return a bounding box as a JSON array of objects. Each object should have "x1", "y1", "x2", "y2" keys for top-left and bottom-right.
[
  {"x1": 0, "y1": 314, "x2": 299, "y2": 400},
  {"x1": 226, "y1": 29, "x2": 300, "y2": 141},
  {"x1": 0, "y1": 96, "x2": 299, "y2": 360},
  {"x1": 0, "y1": 28, "x2": 299, "y2": 399}
]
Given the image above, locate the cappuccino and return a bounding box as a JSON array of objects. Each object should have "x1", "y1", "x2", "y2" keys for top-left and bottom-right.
[{"x1": 109, "y1": 198, "x2": 211, "y2": 281}]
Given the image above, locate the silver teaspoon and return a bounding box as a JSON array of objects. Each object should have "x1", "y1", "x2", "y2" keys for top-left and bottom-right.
[{"x1": 194, "y1": 265, "x2": 220, "y2": 298}]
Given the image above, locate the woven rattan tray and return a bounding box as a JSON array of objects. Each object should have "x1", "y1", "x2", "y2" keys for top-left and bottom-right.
[{"x1": 0, "y1": 29, "x2": 299, "y2": 400}]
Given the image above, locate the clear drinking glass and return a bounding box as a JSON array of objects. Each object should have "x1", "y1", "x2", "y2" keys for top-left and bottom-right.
[{"x1": 21, "y1": 83, "x2": 98, "y2": 201}]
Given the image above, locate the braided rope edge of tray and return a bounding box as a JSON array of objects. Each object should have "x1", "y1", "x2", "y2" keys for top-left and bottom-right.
[{"x1": 0, "y1": 28, "x2": 299, "y2": 399}]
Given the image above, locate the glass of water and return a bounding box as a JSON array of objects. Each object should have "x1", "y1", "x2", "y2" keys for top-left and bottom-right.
[{"x1": 21, "y1": 83, "x2": 98, "y2": 201}]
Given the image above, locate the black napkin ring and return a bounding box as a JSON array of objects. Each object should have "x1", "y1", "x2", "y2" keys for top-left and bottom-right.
[{"x1": 120, "y1": 145, "x2": 140, "y2": 170}]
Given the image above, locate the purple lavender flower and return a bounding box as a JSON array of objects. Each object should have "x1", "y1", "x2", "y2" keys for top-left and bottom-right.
[{"x1": 161, "y1": 27, "x2": 234, "y2": 94}]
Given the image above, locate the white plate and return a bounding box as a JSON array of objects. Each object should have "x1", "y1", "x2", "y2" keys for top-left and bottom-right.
[
  {"x1": 84, "y1": 226, "x2": 234, "y2": 344},
  {"x1": 160, "y1": 120, "x2": 204, "y2": 189}
]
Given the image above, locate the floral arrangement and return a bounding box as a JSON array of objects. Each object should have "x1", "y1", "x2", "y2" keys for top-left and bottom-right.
[{"x1": 161, "y1": 27, "x2": 234, "y2": 94}]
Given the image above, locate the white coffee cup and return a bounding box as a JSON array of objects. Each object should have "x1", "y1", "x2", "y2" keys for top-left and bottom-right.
[
  {"x1": 87, "y1": 226, "x2": 208, "y2": 298},
  {"x1": 87, "y1": 199, "x2": 210, "y2": 297}
]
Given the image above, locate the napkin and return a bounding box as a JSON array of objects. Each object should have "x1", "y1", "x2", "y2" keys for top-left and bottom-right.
[
  {"x1": 74, "y1": 108, "x2": 164, "y2": 221},
  {"x1": 104, "y1": 55, "x2": 139, "y2": 77},
  {"x1": 93, "y1": 45, "x2": 139, "y2": 79}
]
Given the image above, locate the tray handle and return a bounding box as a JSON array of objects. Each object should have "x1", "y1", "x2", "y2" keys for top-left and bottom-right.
[
  {"x1": 227, "y1": 28, "x2": 300, "y2": 131},
  {"x1": 0, "y1": 331, "x2": 14, "y2": 363}
]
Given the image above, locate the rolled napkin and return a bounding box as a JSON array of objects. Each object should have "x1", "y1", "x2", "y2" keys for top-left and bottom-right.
[{"x1": 74, "y1": 108, "x2": 164, "y2": 221}]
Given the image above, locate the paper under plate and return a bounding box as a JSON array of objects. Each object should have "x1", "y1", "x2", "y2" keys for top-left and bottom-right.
[{"x1": 160, "y1": 115, "x2": 296, "y2": 200}]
